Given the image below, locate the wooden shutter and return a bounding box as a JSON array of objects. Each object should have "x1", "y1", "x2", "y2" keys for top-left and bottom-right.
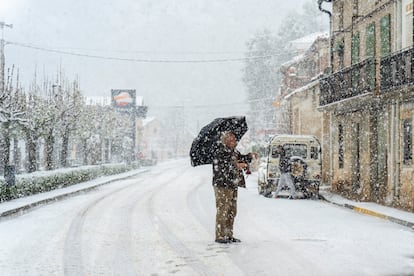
[
  {"x1": 366, "y1": 23, "x2": 376, "y2": 58},
  {"x1": 380, "y1": 14, "x2": 391, "y2": 57},
  {"x1": 366, "y1": 23, "x2": 376, "y2": 89},
  {"x1": 352, "y1": 32, "x2": 360, "y2": 65}
]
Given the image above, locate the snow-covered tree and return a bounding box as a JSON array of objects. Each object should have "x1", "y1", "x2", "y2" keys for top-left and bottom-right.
[
  {"x1": 23, "y1": 92, "x2": 47, "y2": 172},
  {"x1": 55, "y1": 81, "x2": 83, "y2": 168},
  {"x1": 243, "y1": 0, "x2": 328, "y2": 141},
  {"x1": 74, "y1": 103, "x2": 132, "y2": 165},
  {"x1": 0, "y1": 66, "x2": 27, "y2": 168},
  {"x1": 243, "y1": 29, "x2": 282, "y2": 140}
]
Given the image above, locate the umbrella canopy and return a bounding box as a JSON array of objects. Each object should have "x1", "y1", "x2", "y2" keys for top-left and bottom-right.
[{"x1": 190, "y1": 116, "x2": 248, "y2": 167}]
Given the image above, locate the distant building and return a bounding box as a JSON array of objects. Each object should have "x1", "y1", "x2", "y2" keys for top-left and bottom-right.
[
  {"x1": 136, "y1": 117, "x2": 168, "y2": 162},
  {"x1": 275, "y1": 32, "x2": 330, "y2": 181},
  {"x1": 275, "y1": 34, "x2": 328, "y2": 138}
]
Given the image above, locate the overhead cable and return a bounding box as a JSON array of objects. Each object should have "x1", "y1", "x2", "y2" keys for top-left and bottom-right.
[{"x1": 7, "y1": 41, "x2": 280, "y2": 63}]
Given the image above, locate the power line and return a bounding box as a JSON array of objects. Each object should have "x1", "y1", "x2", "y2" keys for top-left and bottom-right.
[
  {"x1": 31, "y1": 46, "x2": 252, "y2": 55},
  {"x1": 7, "y1": 41, "x2": 281, "y2": 64},
  {"x1": 149, "y1": 97, "x2": 277, "y2": 109}
]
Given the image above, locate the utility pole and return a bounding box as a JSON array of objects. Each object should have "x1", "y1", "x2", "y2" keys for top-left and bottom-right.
[
  {"x1": 0, "y1": 22, "x2": 14, "y2": 185},
  {"x1": 0, "y1": 21, "x2": 13, "y2": 95}
]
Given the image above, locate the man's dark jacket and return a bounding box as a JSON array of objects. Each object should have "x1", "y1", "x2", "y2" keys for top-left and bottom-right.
[{"x1": 212, "y1": 144, "x2": 252, "y2": 189}]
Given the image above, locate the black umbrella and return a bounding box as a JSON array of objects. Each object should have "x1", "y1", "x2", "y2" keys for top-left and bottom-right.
[{"x1": 190, "y1": 116, "x2": 248, "y2": 167}]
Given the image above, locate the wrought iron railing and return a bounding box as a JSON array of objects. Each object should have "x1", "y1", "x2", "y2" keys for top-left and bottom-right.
[
  {"x1": 380, "y1": 47, "x2": 414, "y2": 91},
  {"x1": 320, "y1": 57, "x2": 376, "y2": 106}
]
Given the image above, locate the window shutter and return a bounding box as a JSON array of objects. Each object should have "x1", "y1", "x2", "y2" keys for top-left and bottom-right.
[
  {"x1": 366, "y1": 23, "x2": 376, "y2": 58},
  {"x1": 380, "y1": 14, "x2": 391, "y2": 57},
  {"x1": 352, "y1": 32, "x2": 360, "y2": 65},
  {"x1": 366, "y1": 23, "x2": 376, "y2": 89}
]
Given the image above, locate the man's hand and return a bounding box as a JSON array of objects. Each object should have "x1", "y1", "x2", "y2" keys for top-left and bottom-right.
[{"x1": 236, "y1": 162, "x2": 248, "y2": 170}]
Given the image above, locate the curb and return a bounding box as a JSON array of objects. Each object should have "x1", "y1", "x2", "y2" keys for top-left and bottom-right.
[
  {"x1": 319, "y1": 194, "x2": 414, "y2": 230},
  {"x1": 0, "y1": 169, "x2": 149, "y2": 219}
]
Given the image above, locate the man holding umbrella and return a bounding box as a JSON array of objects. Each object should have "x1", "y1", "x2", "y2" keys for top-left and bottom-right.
[
  {"x1": 190, "y1": 116, "x2": 257, "y2": 244},
  {"x1": 212, "y1": 131, "x2": 257, "y2": 243}
]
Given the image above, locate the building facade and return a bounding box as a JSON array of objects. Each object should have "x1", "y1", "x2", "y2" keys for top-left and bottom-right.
[
  {"x1": 278, "y1": 34, "x2": 330, "y2": 182},
  {"x1": 319, "y1": 0, "x2": 414, "y2": 211}
]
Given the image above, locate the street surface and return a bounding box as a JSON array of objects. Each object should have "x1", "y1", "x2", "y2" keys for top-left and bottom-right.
[{"x1": 0, "y1": 159, "x2": 413, "y2": 275}]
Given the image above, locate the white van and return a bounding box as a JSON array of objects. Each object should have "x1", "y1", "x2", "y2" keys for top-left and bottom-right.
[{"x1": 258, "y1": 134, "x2": 321, "y2": 199}]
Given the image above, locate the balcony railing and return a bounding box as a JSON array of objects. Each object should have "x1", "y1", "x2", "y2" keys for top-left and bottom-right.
[
  {"x1": 320, "y1": 57, "x2": 376, "y2": 106},
  {"x1": 380, "y1": 47, "x2": 414, "y2": 91}
]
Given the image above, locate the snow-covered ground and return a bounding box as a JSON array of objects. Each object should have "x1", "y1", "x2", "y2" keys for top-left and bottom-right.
[{"x1": 0, "y1": 159, "x2": 412, "y2": 275}]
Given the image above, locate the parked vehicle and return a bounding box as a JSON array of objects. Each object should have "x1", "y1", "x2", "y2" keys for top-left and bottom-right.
[{"x1": 258, "y1": 134, "x2": 321, "y2": 199}]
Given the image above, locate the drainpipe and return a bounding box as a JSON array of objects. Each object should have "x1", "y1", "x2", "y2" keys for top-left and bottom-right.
[
  {"x1": 319, "y1": 0, "x2": 334, "y2": 186},
  {"x1": 329, "y1": 111, "x2": 334, "y2": 185},
  {"x1": 318, "y1": 0, "x2": 333, "y2": 72},
  {"x1": 394, "y1": 0, "x2": 399, "y2": 51},
  {"x1": 395, "y1": 100, "x2": 400, "y2": 199},
  {"x1": 390, "y1": 101, "x2": 395, "y2": 200},
  {"x1": 390, "y1": 99, "x2": 401, "y2": 201}
]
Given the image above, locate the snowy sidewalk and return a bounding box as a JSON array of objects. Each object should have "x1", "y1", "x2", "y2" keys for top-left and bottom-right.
[
  {"x1": 0, "y1": 168, "x2": 149, "y2": 218},
  {"x1": 319, "y1": 186, "x2": 414, "y2": 230}
]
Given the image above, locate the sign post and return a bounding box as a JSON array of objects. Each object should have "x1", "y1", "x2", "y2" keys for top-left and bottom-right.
[
  {"x1": 111, "y1": 89, "x2": 148, "y2": 163},
  {"x1": 111, "y1": 89, "x2": 137, "y2": 162}
]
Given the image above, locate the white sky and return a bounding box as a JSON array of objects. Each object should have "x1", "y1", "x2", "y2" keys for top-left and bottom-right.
[{"x1": 1, "y1": 0, "x2": 317, "y2": 132}]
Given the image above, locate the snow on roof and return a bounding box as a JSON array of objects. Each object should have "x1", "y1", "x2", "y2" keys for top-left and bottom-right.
[
  {"x1": 283, "y1": 79, "x2": 320, "y2": 101},
  {"x1": 269, "y1": 134, "x2": 320, "y2": 144},
  {"x1": 288, "y1": 31, "x2": 329, "y2": 52},
  {"x1": 281, "y1": 31, "x2": 329, "y2": 69},
  {"x1": 281, "y1": 53, "x2": 305, "y2": 68}
]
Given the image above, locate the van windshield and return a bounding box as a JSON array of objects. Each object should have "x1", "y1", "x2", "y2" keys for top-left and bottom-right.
[{"x1": 271, "y1": 144, "x2": 307, "y2": 159}]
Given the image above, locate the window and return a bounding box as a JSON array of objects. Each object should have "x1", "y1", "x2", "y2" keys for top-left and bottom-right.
[
  {"x1": 352, "y1": 32, "x2": 360, "y2": 64},
  {"x1": 365, "y1": 23, "x2": 376, "y2": 89},
  {"x1": 366, "y1": 23, "x2": 376, "y2": 58},
  {"x1": 336, "y1": 39, "x2": 345, "y2": 69},
  {"x1": 380, "y1": 14, "x2": 391, "y2": 57},
  {"x1": 338, "y1": 123, "x2": 344, "y2": 169},
  {"x1": 352, "y1": 32, "x2": 360, "y2": 90},
  {"x1": 310, "y1": 146, "x2": 319, "y2": 160},
  {"x1": 271, "y1": 144, "x2": 307, "y2": 159},
  {"x1": 284, "y1": 144, "x2": 307, "y2": 159},
  {"x1": 403, "y1": 119, "x2": 412, "y2": 165}
]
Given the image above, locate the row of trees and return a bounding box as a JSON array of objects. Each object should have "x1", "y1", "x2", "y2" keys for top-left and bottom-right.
[
  {"x1": 0, "y1": 69, "x2": 133, "y2": 174},
  {"x1": 243, "y1": 0, "x2": 328, "y2": 140}
]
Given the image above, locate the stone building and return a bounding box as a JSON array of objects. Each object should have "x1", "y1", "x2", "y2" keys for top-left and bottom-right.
[
  {"x1": 319, "y1": 0, "x2": 414, "y2": 211},
  {"x1": 277, "y1": 33, "x2": 330, "y2": 180}
]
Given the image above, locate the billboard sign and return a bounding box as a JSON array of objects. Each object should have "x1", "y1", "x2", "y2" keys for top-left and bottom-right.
[{"x1": 111, "y1": 89, "x2": 136, "y2": 113}]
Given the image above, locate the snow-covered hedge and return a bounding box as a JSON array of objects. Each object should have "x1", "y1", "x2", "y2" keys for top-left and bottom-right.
[{"x1": 0, "y1": 162, "x2": 140, "y2": 202}]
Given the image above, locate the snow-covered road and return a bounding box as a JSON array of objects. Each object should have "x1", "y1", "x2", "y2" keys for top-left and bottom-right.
[{"x1": 0, "y1": 159, "x2": 413, "y2": 275}]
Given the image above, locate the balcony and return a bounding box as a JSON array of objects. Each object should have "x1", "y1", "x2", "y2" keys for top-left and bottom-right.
[
  {"x1": 380, "y1": 47, "x2": 414, "y2": 92},
  {"x1": 320, "y1": 58, "x2": 376, "y2": 106}
]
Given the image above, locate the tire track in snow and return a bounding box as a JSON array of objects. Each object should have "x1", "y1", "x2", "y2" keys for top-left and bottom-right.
[
  {"x1": 62, "y1": 177, "x2": 146, "y2": 275},
  {"x1": 63, "y1": 163, "x2": 189, "y2": 275},
  {"x1": 146, "y1": 167, "x2": 215, "y2": 276}
]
